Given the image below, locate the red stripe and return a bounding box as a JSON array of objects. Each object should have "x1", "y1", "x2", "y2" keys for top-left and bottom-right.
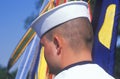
[
  {"x1": 88, "y1": 3, "x2": 92, "y2": 22},
  {"x1": 56, "y1": 0, "x2": 59, "y2": 6},
  {"x1": 64, "y1": 0, "x2": 66, "y2": 3}
]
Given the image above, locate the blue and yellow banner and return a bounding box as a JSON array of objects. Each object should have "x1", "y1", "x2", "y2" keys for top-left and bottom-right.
[{"x1": 92, "y1": 0, "x2": 120, "y2": 75}]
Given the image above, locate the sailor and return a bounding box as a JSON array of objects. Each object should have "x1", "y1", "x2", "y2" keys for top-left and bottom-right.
[{"x1": 31, "y1": 1, "x2": 115, "y2": 79}]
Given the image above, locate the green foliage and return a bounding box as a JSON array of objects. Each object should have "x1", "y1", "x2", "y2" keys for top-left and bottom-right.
[
  {"x1": 35, "y1": 0, "x2": 44, "y2": 11},
  {"x1": 0, "y1": 66, "x2": 17, "y2": 79},
  {"x1": 24, "y1": 13, "x2": 38, "y2": 29},
  {"x1": 0, "y1": 67, "x2": 7, "y2": 79},
  {"x1": 89, "y1": 0, "x2": 96, "y2": 14},
  {"x1": 115, "y1": 47, "x2": 120, "y2": 79},
  {"x1": 24, "y1": 0, "x2": 43, "y2": 29}
]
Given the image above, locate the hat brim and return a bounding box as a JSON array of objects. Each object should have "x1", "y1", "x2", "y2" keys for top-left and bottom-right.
[{"x1": 31, "y1": 1, "x2": 89, "y2": 38}]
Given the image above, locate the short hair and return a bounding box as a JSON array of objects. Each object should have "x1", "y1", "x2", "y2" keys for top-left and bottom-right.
[{"x1": 44, "y1": 17, "x2": 93, "y2": 51}]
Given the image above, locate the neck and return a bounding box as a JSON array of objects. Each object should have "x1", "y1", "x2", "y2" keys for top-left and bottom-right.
[{"x1": 60, "y1": 49, "x2": 92, "y2": 69}]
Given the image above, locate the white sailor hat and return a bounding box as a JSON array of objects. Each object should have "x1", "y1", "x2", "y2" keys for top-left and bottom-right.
[{"x1": 31, "y1": 1, "x2": 89, "y2": 38}]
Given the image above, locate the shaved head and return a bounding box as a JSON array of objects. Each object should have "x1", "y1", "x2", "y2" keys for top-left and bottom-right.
[{"x1": 44, "y1": 17, "x2": 93, "y2": 52}]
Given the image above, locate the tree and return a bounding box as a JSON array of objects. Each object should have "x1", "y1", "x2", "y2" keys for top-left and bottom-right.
[
  {"x1": 115, "y1": 47, "x2": 120, "y2": 79},
  {"x1": 24, "y1": 0, "x2": 43, "y2": 29},
  {"x1": 0, "y1": 65, "x2": 17, "y2": 79}
]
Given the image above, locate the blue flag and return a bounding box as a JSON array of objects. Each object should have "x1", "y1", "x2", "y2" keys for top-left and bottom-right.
[
  {"x1": 15, "y1": 35, "x2": 40, "y2": 79},
  {"x1": 92, "y1": 0, "x2": 120, "y2": 75}
]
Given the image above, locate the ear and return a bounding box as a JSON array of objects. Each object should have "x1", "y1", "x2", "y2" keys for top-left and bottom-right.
[{"x1": 53, "y1": 35, "x2": 62, "y2": 55}]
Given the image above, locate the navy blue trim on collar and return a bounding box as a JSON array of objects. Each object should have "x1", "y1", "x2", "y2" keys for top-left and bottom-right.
[{"x1": 59, "y1": 61, "x2": 93, "y2": 74}]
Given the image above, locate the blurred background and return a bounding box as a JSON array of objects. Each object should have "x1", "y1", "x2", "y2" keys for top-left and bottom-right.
[
  {"x1": 0, "y1": 0, "x2": 40, "y2": 78},
  {"x1": 0, "y1": 0, "x2": 120, "y2": 79}
]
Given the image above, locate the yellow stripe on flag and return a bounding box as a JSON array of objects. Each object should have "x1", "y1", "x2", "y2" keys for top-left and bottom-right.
[
  {"x1": 38, "y1": 47, "x2": 47, "y2": 79},
  {"x1": 98, "y1": 4, "x2": 116, "y2": 49}
]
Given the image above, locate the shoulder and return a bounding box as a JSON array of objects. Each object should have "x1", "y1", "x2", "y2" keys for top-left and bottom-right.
[{"x1": 54, "y1": 64, "x2": 115, "y2": 79}]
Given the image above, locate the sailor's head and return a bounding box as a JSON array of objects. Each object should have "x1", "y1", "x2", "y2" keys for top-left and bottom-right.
[{"x1": 31, "y1": 1, "x2": 93, "y2": 75}]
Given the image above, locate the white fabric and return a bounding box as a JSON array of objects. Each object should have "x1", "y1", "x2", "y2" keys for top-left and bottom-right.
[
  {"x1": 54, "y1": 64, "x2": 115, "y2": 79},
  {"x1": 31, "y1": 1, "x2": 89, "y2": 38}
]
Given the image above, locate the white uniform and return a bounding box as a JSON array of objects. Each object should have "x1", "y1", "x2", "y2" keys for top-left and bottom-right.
[{"x1": 54, "y1": 61, "x2": 114, "y2": 79}]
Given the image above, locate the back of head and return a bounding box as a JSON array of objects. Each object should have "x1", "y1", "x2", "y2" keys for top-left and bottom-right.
[
  {"x1": 31, "y1": 1, "x2": 93, "y2": 53},
  {"x1": 45, "y1": 17, "x2": 93, "y2": 52}
]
